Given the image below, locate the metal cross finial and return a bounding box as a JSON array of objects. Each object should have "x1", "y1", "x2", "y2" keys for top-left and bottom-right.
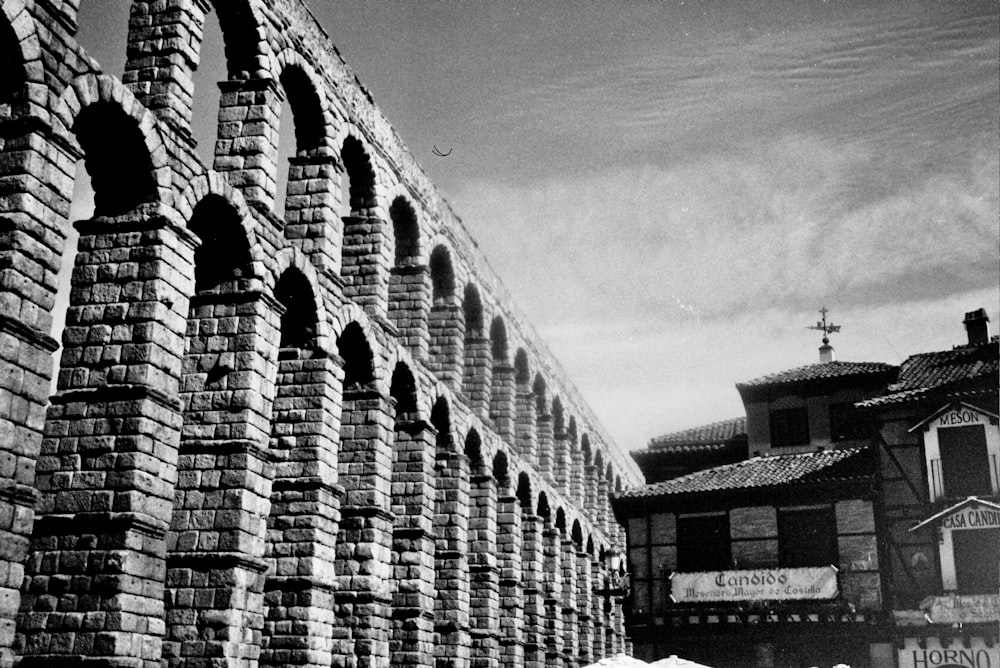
[{"x1": 807, "y1": 307, "x2": 841, "y2": 345}]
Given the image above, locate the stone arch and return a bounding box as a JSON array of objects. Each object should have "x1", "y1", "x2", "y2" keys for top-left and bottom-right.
[
  {"x1": 389, "y1": 193, "x2": 421, "y2": 267},
  {"x1": 516, "y1": 471, "x2": 534, "y2": 511},
  {"x1": 274, "y1": 49, "x2": 334, "y2": 156},
  {"x1": 429, "y1": 244, "x2": 457, "y2": 306},
  {"x1": 0, "y1": 0, "x2": 42, "y2": 110},
  {"x1": 187, "y1": 194, "x2": 256, "y2": 293},
  {"x1": 337, "y1": 320, "x2": 378, "y2": 389},
  {"x1": 204, "y1": 0, "x2": 268, "y2": 80},
  {"x1": 572, "y1": 520, "x2": 584, "y2": 547},
  {"x1": 490, "y1": 316, "x2": 509, "y2": 364},
  {"x1": 465, "y1": 428, "x2": 485, "y2": 473},
  {"x1": 532, "y1": 374, "x2": 548, "y2": 414},
  {"x1": 269, "y1": 248, "x2": 330, "y2": 347},
  {"x1": 552, "y1": 397, "x2": 565, "y2": 434},
  {"x1": 53, "y1": 74, "x2": 170, "y2": 215},
  {"x1": 338, "y1": 130, "x2": 378, "y2": 216},
  {"x1": 493, "y1": 450, "x2": 511, "y2": 487},
  {"x1": 177, "y1": 171, "x2": 263, "y2": 265},
  {"x1": 514, "y1": 348, "x2": 531, "y2": 386},
  {"x1": 390, "y1": 361, "x2": 420, "y2": 419},
  {"x1": 461, "y1": 283, "x2": 490, "y2": 417}
]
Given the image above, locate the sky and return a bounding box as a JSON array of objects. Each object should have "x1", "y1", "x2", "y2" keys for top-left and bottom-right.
[{"x1": 71, "y1": 1, "x2": 999, "y2": 455}]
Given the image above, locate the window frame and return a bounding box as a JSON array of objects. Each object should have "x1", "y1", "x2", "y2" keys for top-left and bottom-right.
[
  {"x1": 676, "y1": 512, "x2": 731, "y2": 573},
  {"x1": 769, "y1": 406, "x2": 810, "y2": 447},
  {"x1": 777, "y1": 505, "x2": 839, "y2": 568}
]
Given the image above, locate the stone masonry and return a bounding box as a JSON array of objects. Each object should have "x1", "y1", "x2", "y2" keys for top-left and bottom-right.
[{"x1": 0, "y1": 1, "x2": 641, "y2": 666}]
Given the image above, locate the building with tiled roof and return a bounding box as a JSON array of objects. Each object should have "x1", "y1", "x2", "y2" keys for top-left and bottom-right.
[
  {"x1": 613, "y1": 308, "x2": 1000, "y2": 668},
  {"x1": 857, "y1": 309, "x2": 999, "y2": 665},
  {"x1": 633, "y1": 417, "x2": 747, "y2": 484},
  {"x1": 613, "y1": 312, "x2": 891, "y2": 668},
  {"x1": 618, "y1": 447, "x2": 871, "y2": 502}
]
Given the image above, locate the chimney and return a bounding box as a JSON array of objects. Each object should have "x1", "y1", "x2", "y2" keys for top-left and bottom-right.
[
  {"x1": 963, "y1": 308, "x2": 990, "y2": 346},
  {"x1": 819, "y1": 337, "x2": 835, "y2": 363}
]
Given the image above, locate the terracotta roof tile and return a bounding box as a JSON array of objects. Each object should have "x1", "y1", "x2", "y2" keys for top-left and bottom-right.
[
  {"x1": 648, "y1": 417, "x2": 747, "y2": 450},
  {"x1": 856, "y1": 341, "x2": 997, "y2": 408},
  {"x1": 736, "y1": 361, "x2": 897, "y2": 389},
  {"x1": 616, "y1": 447, "x2": 869, "y2": 499}
]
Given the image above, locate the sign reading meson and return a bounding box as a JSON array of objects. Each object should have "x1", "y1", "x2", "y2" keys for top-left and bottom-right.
[{"x1": 671, "y1": 566, "x2": 838, "y2": 602}]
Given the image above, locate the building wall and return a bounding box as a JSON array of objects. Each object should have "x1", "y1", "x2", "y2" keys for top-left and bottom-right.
[{"x1": 0, "y1": 2, "x2": 640, "y2": 666}]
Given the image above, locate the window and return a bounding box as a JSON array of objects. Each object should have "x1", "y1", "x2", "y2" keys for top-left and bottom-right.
[
  {"x1": 939, "y1": 425, "x2": 992, "y2": 498},
  {"x1": 829, "y1": 403, "x2": 865, "y2": 441},
  {"x1": 770, "y1": 407, "x2": 810, "y2": 447},
  {"x1": 627, "y1": 514, "x2": 675, "y2": 615},
  {"x1": 953, "y1": 528, "x2": 1000, "y2": 594},
  {"x1": 677, "y1": 514, "x2": 730, "y2": 572},
  {"x1": 778, "y1": 507, "x2": 838, "y2": 567}
]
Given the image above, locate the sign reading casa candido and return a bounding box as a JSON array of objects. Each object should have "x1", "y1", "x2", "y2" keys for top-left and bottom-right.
[{"x1": 670, "y1": 566, "x2": 838, "y2": 603}]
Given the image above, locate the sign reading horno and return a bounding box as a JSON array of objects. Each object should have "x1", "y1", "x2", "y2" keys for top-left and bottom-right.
[{"x1": 671, "y1": 566, "x2": 838, "y2": 603}]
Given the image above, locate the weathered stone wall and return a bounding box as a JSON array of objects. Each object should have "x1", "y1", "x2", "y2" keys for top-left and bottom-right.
[{"x1": 0, "y1": 1, "x2": 641, "y2": 666}]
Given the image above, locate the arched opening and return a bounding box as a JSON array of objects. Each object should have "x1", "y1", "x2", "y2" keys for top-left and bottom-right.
[
  {"x1": 429, "y1": 245, "x2": 455, "y2": 306},
  {"x1": 337, "y1": 321, "x2": 375, "y2": 389},
  {"x1": 276, "y1": 64, "x2": 327, "y2": 219},
  {"x1": 490, "y1": 316, "x2": 508, "y2": 364},
  {"x1": 428, "y1": 246, "x2": 461, "y2": 387},
  {"x1": 461, "y1": 284, "x2": 489, "y2": 413},
  {"x1": 74, "y1": 102, "x2": 157, "y2": 216},
  {"x1": 390, "y1": 196, "x2": 420, "y2": 267},
  {"x1": 533, "y1": 374, "x2": 547, "y2": 414},
  {"x1": 0, "y1": 15, "x2": 25, "y2": 106},
  {"x1": 189, "y1": 195, "x2": 253, "y2": 292},
  {"x1": 514, "y1": 348, "x2": 530, "y2": 387},
  {"x1": 274, "y1": 268, "x2": 318, "y2": 352},
  {"x1": 189, "y1": 8, "x2": 226, "y2": 165},
  {"x1": 340, "y1": 135, "x2": 377, "y2": 218},
  {"x1": 552, "y1": 397, "x2": 565, "y2": 435},
  {"x1": 390, "y1": 362, "x2": 419, "y2": 419}
]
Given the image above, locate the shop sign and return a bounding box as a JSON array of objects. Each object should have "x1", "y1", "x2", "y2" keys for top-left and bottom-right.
[
  {"x1": 670, "y1": 566, "x2": 837, "y2": 603},
  {"x1": 921, "y1": 594, "x2": 1000, "y2": 624},
  {"x1": 940, "y1": 504, "x2": 1000, "y2": 531},
  {"x1": 898, "y1": 637, "x2": 998, "y2": 668},
  {"x1": 936, "y1": 409, "x2": 985, "y2": 428}
]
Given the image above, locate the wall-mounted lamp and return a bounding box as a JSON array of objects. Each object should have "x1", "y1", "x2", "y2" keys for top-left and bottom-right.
[{"x1": 597, "y1": 548, "x2": 630, "y2": 613}]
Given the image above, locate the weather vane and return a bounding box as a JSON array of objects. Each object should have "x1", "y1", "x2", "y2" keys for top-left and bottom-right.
[{"x1": 807, "y1": 307, "x2": 841, "y2": 345}]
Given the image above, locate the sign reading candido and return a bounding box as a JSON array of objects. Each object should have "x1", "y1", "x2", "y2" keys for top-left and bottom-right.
[{"x1": 671, "y1": 566, "x2": 838, "y2": 603}]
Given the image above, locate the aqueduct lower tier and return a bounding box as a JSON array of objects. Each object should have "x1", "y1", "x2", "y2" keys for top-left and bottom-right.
[{"x1": 0, "y1": 0, "x2": 641, "y2": 666}]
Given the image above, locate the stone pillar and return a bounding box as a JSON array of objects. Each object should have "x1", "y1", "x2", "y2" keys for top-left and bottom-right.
[
  {"x1": 584, "y1": 465, "x2": 598, "y2": 524},
  {"x1": 461, "y1": 335, "x2": 491, "y2": 420},
  {"x1": 341, "y1": 209, "x2": 391, "y2": 319},
  {"x1": 542, "y1": 524, "x2": 564, "y2": 667},
  {"x1": 434, "y1": 449, "x2": 471, "y2": 668},
  {"x1": 164, "y1": 287, "x2": 281, "y2": 668},
  {"x1": 0, "y1": 119, "x2": 75, "y2": 668},
  {"x1": 488, "y1": 364, "x2": 515, "y2": 440},
  {"x1": 283, "y1": 155, "x2": 342, "y2": 275},
  {"x1": 591, "y1": 560, "x2": 605, "y2": 661},
  {"x1": 552, "y1": 432, "x2": 569, "y2": 499},
  {"x1": 560, "y1": 538, "x2": 578, "y2": 667},
  {"x1": 335, "y1": 387, "x2": 395, "y2": 668},
  {"x1": 468, "y1": 472, "x2": 499, "y2": 668},
  {"x1": 260, "y1": 352, "x2": 345, "y2": 668},
  {"x1": 514, "y1": 389, "x2": 537, "y2": 466},
  {"x1": 389, "y1": 420, "x2": 436, "y2": 668},
  {"x1": 536, "y1": 413, "x2": 553, "y2": 484},
  {"x1": 596, "y1": 475, "x2": 609, "y2": 536},
  {"x1": 427, "y1": 304, "x2": 464, "y2": 392},
  {"x1": 387, "y1": 264, "x2": 429, "y2": 360},
  {"x1": 124, "y1": 0, "x2": 208, "y2": 139},
  {"x1": 520, "y1": 514, "x2": 544, "y2": 668},
  {"x1": 575, "y1": 550, "x2": 593, "y2": 666},
  {"x1": 214, "y1": 78, "x2": 282, "y2": 209},
  {"x1": 17, "y1": 212, "x2": 197, "y2": 667},
  {"x1": 496, "y1": 486, "x2": 522, "y2": 668},
  {"x1": 569, "y1": 451, "x2": 584, "y2": 509}
]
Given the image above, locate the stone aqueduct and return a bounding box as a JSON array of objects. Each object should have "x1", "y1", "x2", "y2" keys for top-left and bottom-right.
[{"x1": 0, "y1": 0, "x2": 642, "y2": 666}]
